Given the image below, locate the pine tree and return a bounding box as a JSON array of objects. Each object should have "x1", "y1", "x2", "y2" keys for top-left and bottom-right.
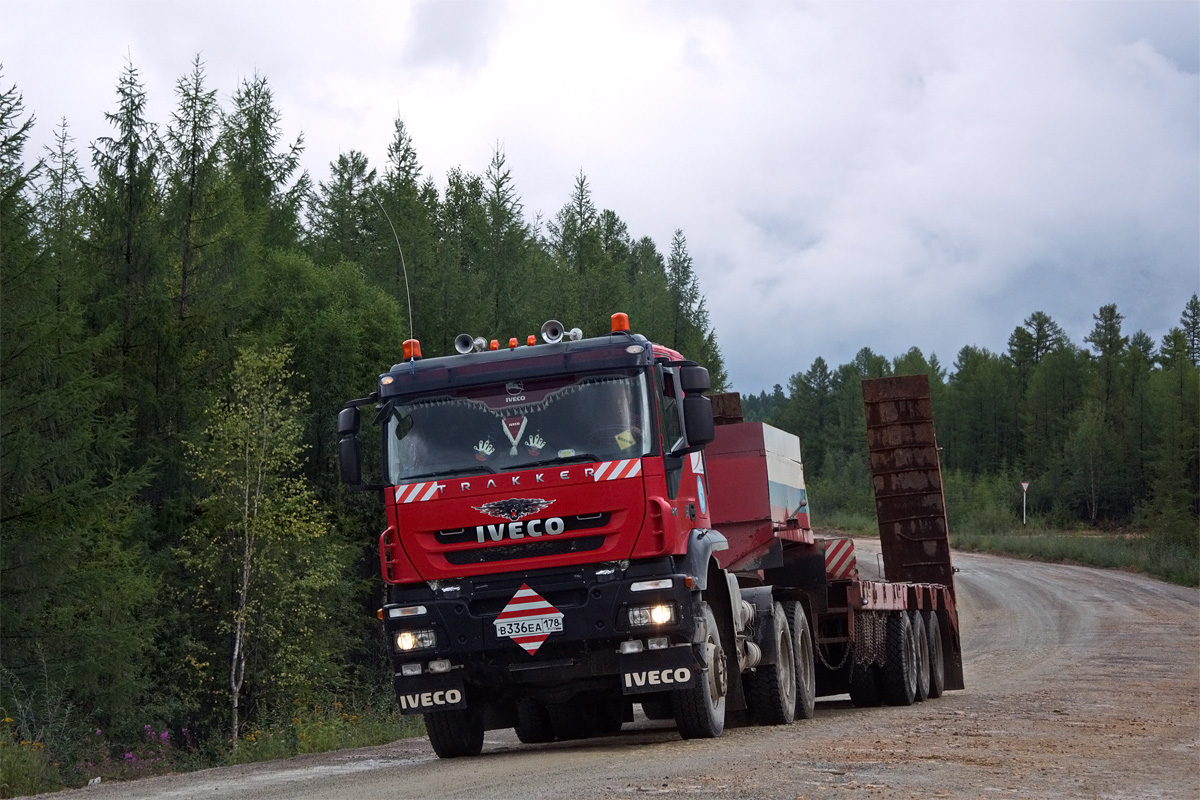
[{"x1": 1, "y1": 77, "x2": 154, "y2": 734}]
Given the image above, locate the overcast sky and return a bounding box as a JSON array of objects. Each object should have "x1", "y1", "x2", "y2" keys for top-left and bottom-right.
[{"x1": 4, "y1": 0, "x2": 1197, "y2": 393}]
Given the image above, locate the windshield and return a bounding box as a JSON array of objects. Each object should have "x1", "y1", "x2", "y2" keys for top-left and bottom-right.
[{"x1": 384, "y1": 371, "x2": 652, "y2": 484}]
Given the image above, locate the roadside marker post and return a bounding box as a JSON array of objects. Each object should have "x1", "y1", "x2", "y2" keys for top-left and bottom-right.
[{"x1": 1021, "y1": 481, "x2": 1030, "y2": 526}]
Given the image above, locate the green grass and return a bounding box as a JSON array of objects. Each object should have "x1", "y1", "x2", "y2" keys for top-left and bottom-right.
[{"x1": 949, "y1": 526, "x2": 1199, "y2": 587}]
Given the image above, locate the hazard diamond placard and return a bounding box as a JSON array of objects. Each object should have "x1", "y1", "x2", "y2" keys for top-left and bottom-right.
[{"x1": 494, "y1": 584, "x2": 564, "y2": 655}]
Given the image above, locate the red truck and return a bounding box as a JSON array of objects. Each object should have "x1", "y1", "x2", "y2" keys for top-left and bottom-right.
[{"x1": 337, "y1": 313, "x2": 962, "y2": 757}]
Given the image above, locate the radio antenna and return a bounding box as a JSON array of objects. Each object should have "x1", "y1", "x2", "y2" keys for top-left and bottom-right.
[{"x1": 374, "y1": 193, "x2": 414, "y2": 343}]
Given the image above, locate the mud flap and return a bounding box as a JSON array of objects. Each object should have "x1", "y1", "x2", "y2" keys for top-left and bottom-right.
[
  {"x1": 619, "y1": 645, "x2": 701, "y2": 695},
  {"x1": 393, "y1": 671, "x2": 467, "y2": 714}
]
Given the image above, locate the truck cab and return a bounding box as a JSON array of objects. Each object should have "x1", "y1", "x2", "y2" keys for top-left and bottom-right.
[{"x1": 338, "y1": 315, "x2": 736, "y2": 754}]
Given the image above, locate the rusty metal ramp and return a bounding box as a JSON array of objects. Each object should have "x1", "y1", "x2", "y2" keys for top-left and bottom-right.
[{"x1": 861, "y1": 375, "x2": 955, "y2": 598}]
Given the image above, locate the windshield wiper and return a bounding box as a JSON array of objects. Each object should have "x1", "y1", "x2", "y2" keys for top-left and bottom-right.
[
  {"x1": 520, "y1": 453, "x2": 602, "y2": 469},
  {"x1": 401, "y1": 464, "x2": 497, "y2": 481}
]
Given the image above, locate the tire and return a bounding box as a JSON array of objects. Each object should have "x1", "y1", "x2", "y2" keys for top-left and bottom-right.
[
  {"x1": 425, "y1": 708, "x2": 484, "y2": 758},
  {"x1": 911, "y1": 611, "x2": 930, "y2": 702},
  {"x1": 925, "y1": 611, "x2": 946, "y2": 699},
  {"x1": 786, "y1": 600, "x2": 817, "y2": 720},
  {"x1": 514, "y1": 697, "x2": 554, "y2": 744},
  {"x1": 881, "y1": 611, "x2": 917, "y2": 706},
  {"x1": 672, "y1": 602, "x2": 727, "y2": 739},
  {"x1": 848, "y1": 661, "x2": 882, "y2": 707},
  {"x1": 745, "y1": 602, "x2": 797, "y2": 725}
]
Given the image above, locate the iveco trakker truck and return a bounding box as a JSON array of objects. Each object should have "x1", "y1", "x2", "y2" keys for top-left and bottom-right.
[{"x1": 337, "y1": 313, "x2": 962, "y2": 757}]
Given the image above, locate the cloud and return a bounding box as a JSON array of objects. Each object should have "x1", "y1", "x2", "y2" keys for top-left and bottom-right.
[{"x1": 1, "y1": 0, "x2": 1195, "y2": 393}]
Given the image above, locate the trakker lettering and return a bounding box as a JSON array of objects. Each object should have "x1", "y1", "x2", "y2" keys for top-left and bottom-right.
[
  {"x1": 623, "y1": 668, "x2": 693, "y2": 689},
  {"x1": 397, "y1": 689, "x2": 464, "y2": 710},
  {"x1": 475, "y1": 517, "x2": 566, "y2": 543}
]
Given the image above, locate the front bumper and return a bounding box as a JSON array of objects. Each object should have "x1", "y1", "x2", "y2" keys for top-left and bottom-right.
[{"x1": 382, "y1": 559, "x2": 705, "y2": 713}]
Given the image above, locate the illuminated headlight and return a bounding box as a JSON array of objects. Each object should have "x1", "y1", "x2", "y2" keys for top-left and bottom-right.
[
  {"x1": 629, "y1": 604, "x2": 674, "y2": 626},
  {"x1": 394, "y1": 629, "x2": 437, "y2": 651}
]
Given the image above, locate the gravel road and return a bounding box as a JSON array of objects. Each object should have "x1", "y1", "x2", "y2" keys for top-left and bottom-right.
[{"x1": 54, "y1": 543, "x2": 1199, "y2": 799}]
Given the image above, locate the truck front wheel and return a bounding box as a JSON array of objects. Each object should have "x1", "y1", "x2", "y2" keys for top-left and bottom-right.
[
  {"x1": 673, "y1": 602, "x2": 727, "y2": 739},
  {"x1": 425, "y1": 708, "x2": 484, "y2": 758}
]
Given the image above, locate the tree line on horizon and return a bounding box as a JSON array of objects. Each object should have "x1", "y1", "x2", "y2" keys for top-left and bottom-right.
[{"x1": 742, "y1": 300, "x2": 1199, "y2": 544}]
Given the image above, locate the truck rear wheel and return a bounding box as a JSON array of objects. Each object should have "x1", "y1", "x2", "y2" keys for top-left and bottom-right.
[
  {"x1": 547, "y1": 698, "x2": 592, "y2": 741},
  {"x1": 673, "y1": 602, "x2": 727, "y2": 739},
  {"x1": 911, "y1": 611, "x2": 930, "y2": 702},
  {"x1": 881, "y1": 611, "x2": 917, "y2": 706},
  {"x1": 514, "y1": 698, "x2": 554, "y2": 744},
  {"x1": 425, "y1": 708, "x2": 484, "y2": 758},
  {"x1": 746, "y1": 602, "x2": 796, "y2": 725},
  {"x1": 925, "y1": 611, "x2": 946, "y2": 699},
  {"x1": 786, "y1": 600, "x2": 817, "y2": 720}
]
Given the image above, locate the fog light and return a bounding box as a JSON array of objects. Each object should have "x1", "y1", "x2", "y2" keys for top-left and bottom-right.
[
  {"x1": 395, "y1": 628, "x2": 437, "y2": 651},
  {"x1": 400, "y1": 663, "x2": 422, "y2": 677},
  {"x1": 631, "y1": 578, "x2": 672, "y2": 592},
  {"x1": 648, "y1": 637, "x2": 670, "y2": 650},
  {"x1": 619, "y1": 639, "x2": 644, "y2": 654},
  {"x1": 428, "y1": 659, "x2": 451, "y2": 674}
]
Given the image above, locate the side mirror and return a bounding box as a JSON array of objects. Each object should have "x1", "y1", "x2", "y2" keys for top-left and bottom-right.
[
  {"x1": 683, "y1": 395, "x2": 715, "y2": 449},
  {"x1": 337, "y1": 407, "x2": 362, "y2": 486},
  {"x1": 680, "y1": 365, "x2": 710, "y2": 394}
]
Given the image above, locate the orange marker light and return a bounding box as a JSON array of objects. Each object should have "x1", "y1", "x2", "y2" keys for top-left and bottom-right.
[
  {"x1": 489, "y1": 339, "x2": 499, "y2": 351},
  {"x1": 527, "y1": 335, "x2": 536, "y2": 346},
  {"x1": 509, "y1": 337, "x2": 518, "y2": 349},
  {"x1": 611, "y1": 312, "x2": 630, "y2": 332},
  {"x1": 402, "y1": 339, "x2": 422, "y2": 360}
]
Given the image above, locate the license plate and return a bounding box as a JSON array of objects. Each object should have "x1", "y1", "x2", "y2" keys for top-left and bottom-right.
[{"x1": 496, "y1": 617, "x2": 564, "y2": 637}]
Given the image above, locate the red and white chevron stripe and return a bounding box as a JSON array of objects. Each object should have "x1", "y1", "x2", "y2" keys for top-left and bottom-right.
[
  {"x1": 824, "y1": 538, "x2": 858, "y2": 580},
  {"x1": 593, "y1": 459, "x2": 642, "y2": 481},
  {"x1": 394, "y1": 482, "x2": 444, "y2": 504}
]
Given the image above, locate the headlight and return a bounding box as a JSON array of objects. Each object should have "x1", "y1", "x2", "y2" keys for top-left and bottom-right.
[
  {"x1": 629, "y1": 604, "x2": 674, "y2": 626},
  {"x1": 395, "y1": 629, "x2": 437, "y2": 651}
]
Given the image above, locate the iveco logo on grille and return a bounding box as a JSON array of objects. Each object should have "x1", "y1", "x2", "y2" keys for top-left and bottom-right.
[{"x1": 476, "y1": 517, "x2": 566, "y2": 543}]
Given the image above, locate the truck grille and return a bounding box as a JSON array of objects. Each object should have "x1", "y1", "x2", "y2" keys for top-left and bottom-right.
[{"x1": 444, "y1": 535, "x2": 605, "y2": 565}]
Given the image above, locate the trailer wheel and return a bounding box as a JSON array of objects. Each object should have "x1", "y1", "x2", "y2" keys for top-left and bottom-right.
[
  {"x1": 786, "y1": 600, "x2": 817, "y2": 720},
  {"x1": 881, "y1": 611, "x2": 917, "y2": 706},
  {"x1": 925, "y1": 611, "x2": 946, "y2": 699},
  {"x1": 910, "y1": 611, "x2": 930, "y2": 702},
  {"x1": 425, "y1": 708, "x2": 484, "y2": 758},
  {"x1": 746, "y1": 602, "x2": 796, "y2": 725},
  {"x1": 848, "y1": 661, "x2": 882, "y2": 707},
  {"x1": 514, "y1": 698, "x2": 554, "y2": 744},
  {"x1": 673, "y1": 602, "x2": 727, "y2": 739}
]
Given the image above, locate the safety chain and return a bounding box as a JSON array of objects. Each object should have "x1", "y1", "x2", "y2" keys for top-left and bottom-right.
[{"x1": 816, "y1": 640, "x2": 851, "y2": 672}]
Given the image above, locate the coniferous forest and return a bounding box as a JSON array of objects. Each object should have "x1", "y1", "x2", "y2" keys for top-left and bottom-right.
[{"x1": 1, "y1": 59, "x2": 1196, "y2": 789}]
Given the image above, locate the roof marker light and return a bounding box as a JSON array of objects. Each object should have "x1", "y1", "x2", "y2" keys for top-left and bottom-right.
[
  {"x1": 611, "y1": 313, "x2": 630, "y2": 333},
  {"x1": 527, "y1": 335, "x2": 536, "y2": 346},
  {"x1": 490, "y1": 339, "x2": 499, "y2": 351},
  {"x1": 402, "y1": 339, "x2": 422, "y2": 360},
  {"x1": 508, "y1": 337, "x2": 518, "y2": 349}
]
